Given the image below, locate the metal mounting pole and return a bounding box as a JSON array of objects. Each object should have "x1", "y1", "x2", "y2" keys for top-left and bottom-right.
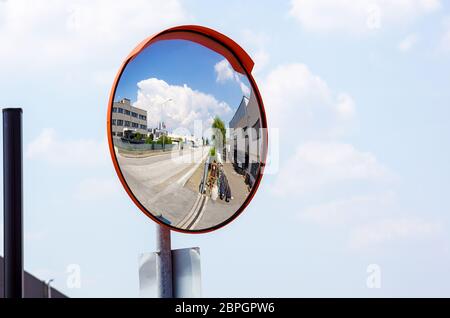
[
  {"x1": 156, "y1": 224, "x2": 173, "y2": 298},
  {"x1": 3, "y1": 108, "x2": 24, "y2": 299}
]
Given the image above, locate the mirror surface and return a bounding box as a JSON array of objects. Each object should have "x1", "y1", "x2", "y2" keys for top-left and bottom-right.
[{"x1": 111, "y1": 35, "x2": 266, "y2": 231}]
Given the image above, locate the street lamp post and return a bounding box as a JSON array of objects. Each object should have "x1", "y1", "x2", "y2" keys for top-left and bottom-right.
[
  {"x1": 46, "y1": 279, "x2": 54, "y2": 298},
  {"x1": 156, "y1": 98, "x2": 172, "y2": 151}
]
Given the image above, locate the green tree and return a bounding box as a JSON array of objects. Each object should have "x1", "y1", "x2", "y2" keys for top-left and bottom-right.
[
  {"x1": 157, "y1": 135, "x2": 172, "y2": 145},
  {"x1": 135, "y1": 132, "x2": 142, "y2": 141},
  {"x1": 145, "y1": 136, "x2": 153, "y2": 144},
  {"x1": 212, "y1": 116, "x2": 226, "y2": 142}
]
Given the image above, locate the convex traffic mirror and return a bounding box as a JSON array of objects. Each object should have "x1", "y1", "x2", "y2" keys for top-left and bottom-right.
[{"x1": 108, "y1": 26, "x2": 267, "y2": 233}]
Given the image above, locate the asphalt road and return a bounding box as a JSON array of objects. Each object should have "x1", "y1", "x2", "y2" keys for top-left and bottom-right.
[
  {"x1": 116, "y1": 146, "x2": 208, "y2": 226},
  {"x1": 116, "y1": 145, "x2": 250, "y2": 230}
]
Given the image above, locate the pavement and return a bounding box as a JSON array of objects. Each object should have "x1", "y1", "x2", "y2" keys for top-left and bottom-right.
[{"x1": 192, "y1": 162, "x2": 250, "y2": 230}]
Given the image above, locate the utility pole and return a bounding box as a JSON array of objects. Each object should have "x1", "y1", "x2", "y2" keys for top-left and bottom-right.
[
  {"x1": 155, "y1": 224, "x2": 173, "y2": 298},
  {"x1": 3, "y1": 108, "x2": 24, "y2": 299}
]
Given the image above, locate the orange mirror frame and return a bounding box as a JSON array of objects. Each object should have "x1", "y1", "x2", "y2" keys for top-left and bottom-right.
[{"x1": 107, "y1": 25, "x2": 268, "y2": 233}]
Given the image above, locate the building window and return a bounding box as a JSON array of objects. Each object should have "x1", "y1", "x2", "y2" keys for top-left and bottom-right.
[
  {"x1": 112, "y1": 107, "x2": 118, "y2": 113},
  {"x1": 124, "y1": 109, "x2": 130, "y2": 115},
  {"x1": 140, "y1": 124, "x2": 147, "y2": 130},
  {"x1": 118, "y1": 108, "x2": 124, "y2": 114},
  {"x1": 132, "y1": 122, "x2": 138, "y2": 128},
  {"x1": 139, "y1": 114, "x2": 146, "y2": 120},
  {"x1": 245, "y1": 134, "x2": 249, "y2": 169},
  {"x1": 252, "y1": 119, "x2": 260, "y2": 141},
  {"x1": 132, "y1": 112, "x2": 138, "y2": 118},
  {"x1": 117, "y1": 120, "x2": 123, "y2": 126},
  {"x1": 112, "y1": 119, "x2": 116, "y2": 125},
  {"x1": 124, "y1": 121, "x2": 130, "y2": 127}
]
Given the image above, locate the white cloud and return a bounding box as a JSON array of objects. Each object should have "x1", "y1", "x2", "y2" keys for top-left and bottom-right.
[
  {"x1": 260, "y1": 61, "x2": 440, "y2": 251},
  {"x1": 349, "y1": 217, "x2": 441, "y2": 249},
  {"x1": 133, "y1": 78, "x2": 233, "y2": 133},
  {"x1": 273, "y1": 142, "x2": 388, "y2": 197},
  {"x1": 301, "y1": 192, "x2": 395, "y2": 226},
  {"x1": 0, "y1": 0, "x2": 187, "y2": 71},
  {"x1": 261, "y1": 63, "x2": 356, "y2": 137},
  {"x1": 261, "y1": 56, "x2": 442, "y2": 251},
  {"x1": 214, "y1": 59, "x2": 251, "y2": 96},
  {"x1": 336, "y1": 93, "x2": 356, "y2": 119},
  {"x1": 215, "y1": 59, "x2": 235, "y2": 82},
  {"x1": 252, "y1": 50, "x2": 270, "y2": 75},
  {"x1": 290, "y1": 0, "x2": 441, "y2": 34},
  {"x1": 74, "y1": 177, "x2": 121, "y2": 201},
  {"x1": 26, "y1": 128, "x2": 108, "y2": 167},
  {"x1": 398, "y1": 33, "x2": 419, "y2": 51},
  {"x1": 239, "y1": 81, "x2": 251, "y2": 97},
  {"x1": 240, "y1": 29, "x2": 270, "y2": 74}
]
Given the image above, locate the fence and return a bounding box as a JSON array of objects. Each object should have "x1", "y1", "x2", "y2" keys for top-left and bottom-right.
[{"x1": 114, "y1": 137, "x2": 178, "y2": 152}]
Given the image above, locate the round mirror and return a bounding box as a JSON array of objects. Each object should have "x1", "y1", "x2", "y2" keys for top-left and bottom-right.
[{"x1": 107, "y1": 26, "x2": 267, "y2": 233}]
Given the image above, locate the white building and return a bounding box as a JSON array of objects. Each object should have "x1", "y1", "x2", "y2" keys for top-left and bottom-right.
[
  {"x1": 112, "y1": 98, "x2": 148, "y2": 137},
  {"x1": 228, "y1": 91, "x2": 262, "y2": 188},
  {"x1": 169, "y1": 132, "x2": 203, "y2": 147}
]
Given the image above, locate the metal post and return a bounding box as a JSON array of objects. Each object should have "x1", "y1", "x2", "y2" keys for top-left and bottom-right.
[
  {"x1": 3, "y1": 108, "x2": 24, "y2": 299},
  {"x1": 155, "y1": 224, "x2": 172, "y2": 298}
]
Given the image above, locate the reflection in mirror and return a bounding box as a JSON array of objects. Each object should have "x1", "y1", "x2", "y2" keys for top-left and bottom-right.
[{"x1": 111, "y1": 36, "x2": 266, "y2": 231}]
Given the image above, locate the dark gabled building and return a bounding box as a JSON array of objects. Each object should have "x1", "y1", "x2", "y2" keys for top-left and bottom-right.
[
  {"x1": 0, "y1": 256, "x2": 67, "y2": 298},
  {"x1": 228, "y1": 91, "x2": 262, "y2": 188}
]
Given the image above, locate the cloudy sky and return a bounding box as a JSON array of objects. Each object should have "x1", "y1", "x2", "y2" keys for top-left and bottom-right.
[
  {"x1": 114, "y1": 39, "x2": 250, "y2": 134},
  {"x1": 1, "y1": 0, "x2": 450, "y2": 297}
]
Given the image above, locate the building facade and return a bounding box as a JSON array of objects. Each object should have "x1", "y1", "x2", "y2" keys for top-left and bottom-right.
[
  {"x1": 228, "y1": 91, "x2": 262, "y2": 188},
  {"x1": 112, "y1": 98, "x2": 148, "y2": 137},
  {"x1": 148, "y1": 121, "x2": 167, "y2": 140}
]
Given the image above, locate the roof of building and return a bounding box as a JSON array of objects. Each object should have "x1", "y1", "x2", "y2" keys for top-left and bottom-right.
[
  {"x1": 229, "y1": 96, "x2": 249, "y2": 128},
  {"x1": 0, "y1": 256, "x2": 68, "y2": 298}
]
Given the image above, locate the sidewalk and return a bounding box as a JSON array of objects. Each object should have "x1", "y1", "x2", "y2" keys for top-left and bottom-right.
[
  {"x1": 221, "y1": 162, "x2": 250, "y2": 204},
  {"x1": 192, "y1": 162, "x2": 250, "y2": 230},
  {"x1": 184, "y1": 157, "x2": 206, "y2": 193}
]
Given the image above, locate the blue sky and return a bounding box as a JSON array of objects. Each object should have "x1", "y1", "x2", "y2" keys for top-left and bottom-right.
[
  {"x1": 114, "y1": 39, "x2": 250, "y2": 132},
  {"x1": 0, "y1": 0, "x2": 450, "y2": 297},
  {"x1": 116, "y1": 39, "x2": 247, "y2": 109}
]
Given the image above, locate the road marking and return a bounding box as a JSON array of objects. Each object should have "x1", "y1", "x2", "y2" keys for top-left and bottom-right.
[
  {"x1": 185, "y1": 195, "x2": 207, "y2": 230},
  {"x1": 176, "y1": 193, "x2": 202, "y2": 229},
  {"x1": 177, "y1": 194, "x2": 208, "y2": 230},
  {"x1": 190, "y1": 197, "x2": 208, "y2": 230}
]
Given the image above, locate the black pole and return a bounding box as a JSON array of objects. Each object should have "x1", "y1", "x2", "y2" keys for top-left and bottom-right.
[{"x1": 3, "y1": 108, "x2": 23, "y2": 298}]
